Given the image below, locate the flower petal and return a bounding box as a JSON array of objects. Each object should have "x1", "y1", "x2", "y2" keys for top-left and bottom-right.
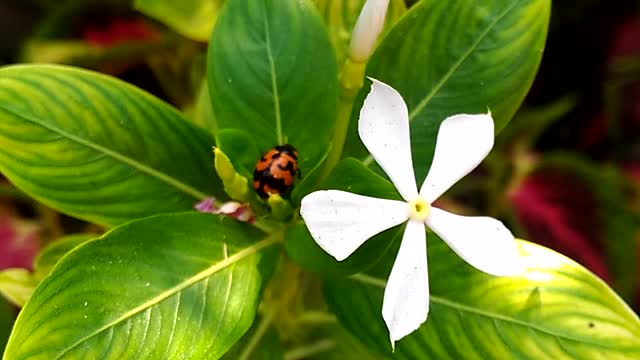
[
  {"x1": 419, "y1": 113, "x2": 494, "y2": 202},
  {"x1": 382, "y1": 219, "x2": 429, "y2": 348},
  {"x1": 359, "y1": 79, "x2": 418, "y2": 201},
  {"x1": 426, "y1": 207, "x2": 523, "y2": 276},
  {"x1": 300, "y1": 190, "x2": 408, "y2": 261}
]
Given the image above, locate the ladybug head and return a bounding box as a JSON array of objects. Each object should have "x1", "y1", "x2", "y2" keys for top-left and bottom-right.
[{"x1": 275, "y1": 144, "x2": 298, "y2": 159}]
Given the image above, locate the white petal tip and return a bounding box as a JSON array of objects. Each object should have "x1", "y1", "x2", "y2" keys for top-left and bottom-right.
[{"x1": 387, "y1": 314, "x2": 427, "y2": 347}]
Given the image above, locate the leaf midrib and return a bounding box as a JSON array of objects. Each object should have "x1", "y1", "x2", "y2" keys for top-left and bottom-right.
[
  {"x1": 0, "y1": 103, "x2": 210, "y2": 201},
  {"x1": 351, "y1": 274, "x2": 638, "y2": 351},
  {"x1": 57, "y1": 235, "x2": 280, "y2": 359},
  {"x1": 260, "y1": 0, "x2": 284, "y2": 145},
  {"x1": 362, "y1": 0, "x2": 524, "y2": 167}
]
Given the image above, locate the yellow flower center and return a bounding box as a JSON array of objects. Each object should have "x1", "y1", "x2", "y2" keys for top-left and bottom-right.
[{"x1": 408, "y1": 197, "x2": 431, "y2": 221}]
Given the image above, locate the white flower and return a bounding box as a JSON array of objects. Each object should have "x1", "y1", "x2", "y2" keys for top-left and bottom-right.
[
  {"x1": 349, "y1": 0, "x2": 390, "y2": 62},
  {"x1": 300, "y1": 79, "x2": 523, "y2": 348}
]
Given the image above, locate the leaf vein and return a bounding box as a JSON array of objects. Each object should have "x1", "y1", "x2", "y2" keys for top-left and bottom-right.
[
  {"x1": 0, "y1": 103, "x2": 210, "y2": 201},
  {"x1": 350, "y1": 273, "x2": 635, "y2": 351},
  {"x1": 56, "y1": 235, "x2": 279, "y2": 359},
  {"x1": 261, "y1": 0, "x2": 284, "y2": 145}
]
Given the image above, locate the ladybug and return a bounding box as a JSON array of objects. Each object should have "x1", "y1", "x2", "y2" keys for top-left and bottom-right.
[{"x1": 253, "y1": 144, "x2": 299, "y2": 198}]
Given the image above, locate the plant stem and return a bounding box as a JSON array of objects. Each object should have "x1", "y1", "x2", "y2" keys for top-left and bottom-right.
[
  {"x1": 238, "y1": 306, "x2": 278, "y2": 360},
  {"x1": 284, "y1": 339, "x2": 335, "y2": 360},
  {"x1": 317, "y1": 58, "x2": 367, "y2": 184},
  {"x1": 296, "y1": 311, "x2": 337, "y2": 325}
]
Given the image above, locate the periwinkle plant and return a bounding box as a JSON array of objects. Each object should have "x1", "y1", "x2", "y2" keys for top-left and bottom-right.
[{"x1": 0, "y1": 0, "x2": 638, "y2": 359}]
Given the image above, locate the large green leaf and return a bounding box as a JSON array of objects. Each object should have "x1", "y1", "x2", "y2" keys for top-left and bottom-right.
[
  {"x1": 343, "y1": 0, "x2": 551, "y2": 183},
  {"x1": 208, "y1": 0, "x2": 338, "y2": 174},
  {"x1": 134, "y1": 0, "x2": 223, "y2": 41},
  {"x1": 313, "y1": 0, "x2": 406, "y2": 65},
  {"x1": 0, "y1": 65, "x2": 224, "y2": 227},
  {"x1": 4, "y1": 212, "x2": 279, "y2": 360},
  {"x1": 325, "y1": 237, "x2": 640, "y2": 359}
]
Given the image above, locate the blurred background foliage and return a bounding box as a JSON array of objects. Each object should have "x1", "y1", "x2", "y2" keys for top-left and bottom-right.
[{"x1": 0, "y1": 0, "x2": 639, "y2": 354}]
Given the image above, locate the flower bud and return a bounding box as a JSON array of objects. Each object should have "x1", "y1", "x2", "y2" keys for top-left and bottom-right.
[
  {"x1": 349, "y1": 0, "x2": 390, "y2": 62},
  {"x1": 213, "y1": 147, "x2": 251, "y2": 202}
]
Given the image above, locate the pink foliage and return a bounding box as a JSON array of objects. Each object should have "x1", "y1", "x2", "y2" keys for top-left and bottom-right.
[
  {"x1": 509, "y1": 171, "x2": 610, "y2": 281},
  {"x1": 0, "y1": 215, "x2": 40, "y2": 270}
]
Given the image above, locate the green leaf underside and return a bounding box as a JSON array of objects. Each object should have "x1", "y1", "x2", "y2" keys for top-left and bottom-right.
[
  {"x1": 343, "y1": 0, "x2": 551, "y2": 183},
  {"x1": 134, "y1": 0, "x2": 223, "y2": 42},
  {"x1": 4, "y1": 213, "x2": 279, "y2": 360},
  {"x1": 325, "y1": 239, "x2": 640, "y2": 359},
  {"x1": 0, "y1": 269, "x2": 38, "y2": 308},
  {"x1": 0, "y1": 65, "x2": 224, "y2": 227},
  {"x1": 313, "y1": 0, "x2": 407, "y2": 65},
  {"x1": 208, "y1": 0, "x2": 338, "y2": 174}
]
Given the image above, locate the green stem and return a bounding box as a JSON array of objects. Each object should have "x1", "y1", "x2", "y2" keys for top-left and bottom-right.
[
  {"x1": 296, "y1": 311, "x2": 337, "y2": 325},
  {"x1": 316, "y1": 58, "x2": 367, "y2": 184},
  {"x1": 284, "y1": 339, "x2": 335, "y2": 360},
  {"x1": 238, "y1": 306, "x2": 278, "y2": 360}
]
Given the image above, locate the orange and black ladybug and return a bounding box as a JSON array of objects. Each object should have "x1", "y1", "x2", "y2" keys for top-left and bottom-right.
[{"x1": 253, "y1": 144, "x2": 299, "y2": 198}]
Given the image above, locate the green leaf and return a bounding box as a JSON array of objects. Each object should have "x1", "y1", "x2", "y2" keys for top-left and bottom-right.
[
  {"x1": 343, "y1": 0, "x2": 551, "y2": 183},
  {"x1": 33, "y1": 233, "x2": 98, "y2": 279},
  {"x1": 313, "y1": 0, "x2": 406, "y2": 65},
  {"x1": 0, "y1": 297, "x2": 15, "y2": 354},
  {"x1": 286, "y1": 158, "x2": 402, "y2": 276},
  {"x1": 208, "y1": 0, "x2": 338, "y2": 175},
  {"x1": 4, "y1": 212, "x2": 279, "y2": 360},
  {"x1": 134, "y1": 0, "x2": 223, "y2": 41},
  {"x1": 0, "y1": 269, "x2": 37, "y2": 308},
  {"x1": 325, "y1": 237, "x2": 640, "y2": 358},
  {"x1": 216, "y1": 129, "x2": 261, "y2": 179},
  {"x1": 290, "y1": 148, "x2": 330, "y2": 205},
  {"x1": 185, "y1": 80, "x2": 218, "y2": 133},
  {"x1": 0, "y1": 65, "x2": 225, "y2": 227}
]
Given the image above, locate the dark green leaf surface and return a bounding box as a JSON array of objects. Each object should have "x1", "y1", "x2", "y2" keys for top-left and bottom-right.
[
  {"x1": 325, "y1": 237, "x2": 640, "y2": 359},
  {"x1": 0, "y1": 65, "x2": 224, "y2": 227},
  {"x1": 286, "y1": 158, "x2": 402, "y2": 275},
  {"x1": 208, "y1": 0, "x2": 338, "y2": 174},
  {"x1": 343, "y1": 0, "x2": 551, "y2": 183},
  {"x1": 4, "y1": 213, "x2": 279, "y2": 360},
  {"x1": 216, "y1": 129, "x2": 261, "y2": 179},
  {"x1": 134, "y1": 0, "x2": 223, "y2": 41},
  {"x1": 313, "y1": 0, "x2": 406, "y2": 65},
  {"x1": 0, "y1": 297, "x2": 15, "y2": 354}
]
